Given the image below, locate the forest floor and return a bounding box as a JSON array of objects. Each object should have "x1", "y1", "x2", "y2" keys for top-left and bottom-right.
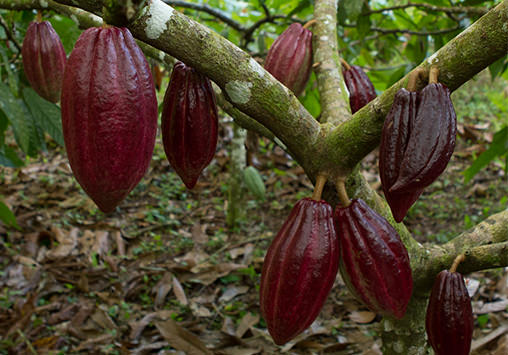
[{"x1": 1, "y1": 71, "x2": 507, "y2": 354}]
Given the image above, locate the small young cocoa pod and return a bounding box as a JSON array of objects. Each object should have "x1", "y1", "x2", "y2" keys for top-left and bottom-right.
[
  {"x1": 342, "y1": 65, "x2": 377, "y2": 113},
  {"x1": 334, "y1": 199, "x2": 413, "y2": 319},
  {"x1": 61, "y1": 27, "x2": 158, "y2": 213},
  {"x1": 260, "y1": 198, "x2": 339, "y2": 345},
  {"x1": 390, "y1": 83, "x2": 457, "y2": 193},
  {"x1": 379, "y1": 88, "x2": 423, "y2": 222},
  {"x1": 264, "y1": 23, "x2": 313, "y2": 96},
  {"x1": 161, "y1": 62, "x2": 218, "y2": 189},
  {"x1": 426, "y1": 270, "x2": 473, "y2": 355},
  {"x1": 22, "y1": 21, "x2": 66, "y2": 103}
]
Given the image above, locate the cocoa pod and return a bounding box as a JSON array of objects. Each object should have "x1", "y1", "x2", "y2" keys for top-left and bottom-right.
[
  {"x1": 161, "y1": 62, "x2": 218, "y2": 189},
  {"x1": 61, "y1": 27, "x2": 157, "y2": 213},
  {"x1": 390, "y1": 83, "x2": 457, "y2": 192},
  {"x1": 264, "y1": 23, "x2": 312, "y2": 96},
  {"x1": 334, "y1": 199, "x2": 413, "y2": 319},
  {"x1": 379, "y1": 88, "x2": 423, "y2": 222},
  {"x1": 260, "y1": 198, "x2": 339, "y2": 345},
  {"x1": 22, "y1": 21, "x2": 66, "y2": 103},
  {"x1": 342, "y1": 65, "x2": 376, "y2": 113},
  {"x1": 426, "y1": 270, "x2": 473, "y2": 355}
]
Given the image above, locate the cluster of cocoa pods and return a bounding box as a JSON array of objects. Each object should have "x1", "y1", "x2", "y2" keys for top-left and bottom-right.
[
  {"x1": 264, "y1": 22, "x2": 377, "y2": 116},
  {"x1": 379, "y1": 67, "x2": 457, "y2": 222},
  {"x1": 22, "y1": 15, "x2": 218, "y2": 212},
  {"x1": 260, "y1": 177, "x2": 413, "y2": 344}
]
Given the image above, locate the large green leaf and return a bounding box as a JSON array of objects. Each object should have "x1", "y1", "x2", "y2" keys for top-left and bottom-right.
[
  {"x1": 0, "y1": 82, "x2": 30, "y2": 153},
  {"x1": 23, "y1": 88, "x2": 64, "y2": 146},
  {"x1": 0, "y1": 200, "x2": 20, "y2": 230},
  {"x1": 464, "y1": 126, "x2": 508, "y2": 183}
]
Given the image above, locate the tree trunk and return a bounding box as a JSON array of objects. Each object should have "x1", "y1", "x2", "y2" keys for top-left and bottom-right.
[{"x1": 381, "y1": 296, "x2": 430, "y2": 354}]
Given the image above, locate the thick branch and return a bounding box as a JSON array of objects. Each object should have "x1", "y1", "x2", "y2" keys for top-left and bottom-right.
[
  {"x1": 325, "y1": 0, "x2": 508, "y2": 175},
  {"x1": 313, "y1": 0, "x2": 350, "y2": 127},
  {"x1": 412, "y1": 208, "x2": 508, "y2": 292}
]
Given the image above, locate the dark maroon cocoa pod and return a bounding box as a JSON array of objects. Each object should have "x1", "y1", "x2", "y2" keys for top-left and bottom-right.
[
  {"x1": 342, "y1": 65, "x2": 377, "y2": 113},
  {"x1": 333, "y1": 199, "x2": 413, "y2": 319},
  {"x1": 161, "y1": 62, "x2": 218, "y2": 189},
  {"x1": 426, "y1": 270, "x2": 473, "y2": 355},
  {"x1": 260, "y1": 198, "x2": 339, "y2": 345},
  {"x1": 264, "y1": 23, "x2": 312, "y2": 96},
  {"x1": 379, "y1": 88, "x2": 423, "y2": 222},
  {"x1": 390, "y1": 83, "x2": 457, "y2": 192},
  {"x1": 61, "y1": 27, "x2": 158, "y2": 213},
  {"x1": 22, "y1": 21, "x2": 66, "y2": 103}
]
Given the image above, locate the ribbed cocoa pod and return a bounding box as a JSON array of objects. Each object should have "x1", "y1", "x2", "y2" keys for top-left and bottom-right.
[
  {"x1": 260, "y1": 198, "x2": 339, "y2": 345},
  {"x1": 161, "y1": 62, "x2": 218, "y2": 189},
  {"x1": 379, "y1": 88, "x2": 423, "y2": 222},
  {"x1": 61, "y1": 27, "x2": 157, "y2": 213},
  {"x1": 334, "y1": 199, "x2": 413, "y2": 319},
  {"x1": 390, "y1": 83, "x2": 457, "y2": 192},
  {"x1": 342, "y1": 65, "x2": 377, "y2": 113},
  {"x1": 426, "y1": 270, "x2": 473, "y2": 355},
  {"x1": 264, "y1": 23, "x2": 312, "y2": 96},
  {"x1": 22, "y1": 21, "x2": 66, "y2": 103}
]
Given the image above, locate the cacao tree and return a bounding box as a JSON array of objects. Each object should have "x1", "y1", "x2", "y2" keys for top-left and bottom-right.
[{"x1": 1, "y1": 0, "x2": 508, "y2": 353}]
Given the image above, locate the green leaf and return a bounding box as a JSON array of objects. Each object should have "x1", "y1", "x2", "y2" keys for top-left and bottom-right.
[
  {"x1": 488, "y1": 55, "x2": 508, "y2": 81},
  {"x1": 49, "y1": 15, "x2": 82, "y2": 54},
  {"x1": 0, "y1": 200, "x2": 20, "y2": 230},
  {"x1": 464, "y1": 126, "x2": 508, "y2": 183},
  {"x1": 0, "y1": 145, "x2": 24, "y2": 167},
  {"x1": 356, "y1": 13, "x2": 371, "y2": 38},
  {"x1": 0, "y1": 82, "x2": 30, "y2": 153},
  {"x1": 23, "y1": 88, "x2": 64, "y2": 146}
]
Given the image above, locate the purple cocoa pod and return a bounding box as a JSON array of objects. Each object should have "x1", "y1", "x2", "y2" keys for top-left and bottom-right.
[
  {"x1": 22, "y1": 20, "x2": 66, "y2": 103},
  {"x1": 260, "y1": 198, "x2": 339, "y2": 345},
  {"x1": 61, "y1": 27, "x2": 158, "y2": 213},
  {"x1": 161, "y1": 62, "x2": 218, "y2": 189}
]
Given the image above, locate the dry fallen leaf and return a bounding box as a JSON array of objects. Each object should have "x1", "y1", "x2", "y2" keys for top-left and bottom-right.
[
  {"x1": 172, "y1": 275, "x2": 189, "y2": 306},
  {"x1": 349, "y1": 311, "x2": 376, "y2": 324},
  {"x1": 154, "y1": 318, "x2": 212, "y2": 355}
]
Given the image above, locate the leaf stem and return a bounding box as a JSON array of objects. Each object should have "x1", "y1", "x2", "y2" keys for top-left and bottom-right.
[
  {"x1": 429, "y1": 66, "x2": 439, "y2": 84},
  {"x1": 303, "y1": 19, "x2": 317, "y2": 29},
  {"x1": 311, "y1": 175, "x2": 327, "y2": 201},
  {"x1": 36, "y1": 10, "x2": 42, "y2": 22},
  {"x1": 340, "y1": 58, "x2": 351, "y2": 71},
  {"x1": 335, "y1": 179, "x2": 351, "y2": 207},
  {"x1": 407, "y1": 68, "x2": 425, "y2": 91},
  {"x1": 450, "y1": 254, "x2": 465, "y2": 273}
]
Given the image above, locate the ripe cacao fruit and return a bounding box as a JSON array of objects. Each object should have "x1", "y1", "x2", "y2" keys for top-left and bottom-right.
[
  {"x1": 264, "y1": 23, "x2": 312, "y2": 96},
  {"x1": 342, "y1": 65, "x2": 377, "y2": 113},
  {"x1": 379, "y1": 88, "x2": 424, "y2": 222},
  {"x1": 426, "y1": 270, "x2": 473, "y2": 355},
  {"x1": 260, "y1": 198, "x2": 339, "y2": 345},
  {"x1": 161, "y1": 62, "x2": 218, "y2": 189},
  {"x1": 389, "y1": 83, "x2": 457, "y2": 193},
  {"x1": 61, "y1": 27, "x2": 157, "y2": 213},
  {"x1": 334, "y1": 199, "x2": 413, "y2": 319},
  {"x1": 22, "y1": 20, "x2": 66, "y2": 103}
]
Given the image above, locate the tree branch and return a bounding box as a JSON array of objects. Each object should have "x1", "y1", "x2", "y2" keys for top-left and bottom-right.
[
  {"x1": 368, "y1": 1, "x2": 488, "y2": 16},
  {"x1": 325, "y1": 0, "x2": 508, "y2": 175},
  {"x1": 313, "y1": 0, "x2": 350, "y2": 127},
  {"x1": 343, "y1": 23, "x2": 462, "y2": 36},
  {"x1": 0, "y1": 14, "x2": 22, "y2": 52},
  {"x1": 412, "y1": 208, "x2": 508, "y2": 292},
  {"x1": 162, "y1": 0, "x2": 245, "y2": 32}
]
